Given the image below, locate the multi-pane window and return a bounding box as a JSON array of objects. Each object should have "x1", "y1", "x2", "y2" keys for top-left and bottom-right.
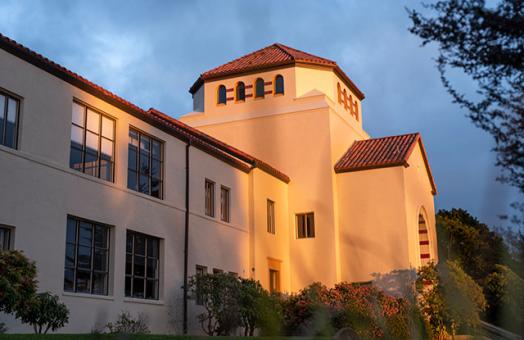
[
  {"x1": 255, "y1": 78, "x2": 265, "y2": 98},
  {"x1": 269, "y1": 269, "x2": 280, "y2": 293},
  {"x1": 195, "y1": 265, "x2": 207, "y2": 305},
  {"x1": 125, "y1": 231, "x2": 160, "y2": 300},
  {"x1": 217, "y1": 85, "x2": 227, "y2": 105},
  {"x1": 275, "y1": 75, "x2": 284, "y2": 95},
  {"x1": 0, "y1": 226, "x2": 12, "y2": 251},
  {"x1": 296, "y1": 212, "x2": 315, "y2": 239},
  {"x1": 0, "y1": 91, "x2": 20, "y2": 149},
  {"x1": 64, "y1": 216, "x2": 110, "y2": 295},
  {"x1": 220, "y1": 186, "x2": 230, "y2": 222},
  {"x1": 127, "y1": 128, "x2": 163, "y2": 199},
  {"x1": 205, "y1": 179, "x2": 215, "y2": 217},
  {"x1": 267, "y1": 199, "x2": 275, "y2": 234},
  {"x1": 70, "y1": 102, "x2": 115, "y2": 182}
]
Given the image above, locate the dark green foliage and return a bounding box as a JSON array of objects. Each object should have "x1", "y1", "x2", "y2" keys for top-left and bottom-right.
[
  {"x1": 18, "y1": 292, "x2": 69, "y2": 334},
  {"x1": 0, "y1": 250, "x2": 37, "y2": 315},
  {"x1": 104, "y1": 311, "x2": 150, "y2": 334},
  {"x1": 408, "y1": 0, "x2": 524, "y2": 192}
]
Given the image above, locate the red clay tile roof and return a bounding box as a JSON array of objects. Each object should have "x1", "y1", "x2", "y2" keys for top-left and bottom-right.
[
  {"x1": 0, "y1": 33, "x2": 289, "y2": 183},
  {"x1": 335, "y1": 133, "x2": 437, "y2": 194},
  {"x1": 189, "y1": 43, "x2": 365, "y2": 100}
]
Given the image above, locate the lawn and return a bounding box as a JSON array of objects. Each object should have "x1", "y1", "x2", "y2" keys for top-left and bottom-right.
[{"x1": 0, "y1": 335, "x2": 331, "y2": 340}]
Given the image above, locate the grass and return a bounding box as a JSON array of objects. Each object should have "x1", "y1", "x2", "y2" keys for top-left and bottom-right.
[{"x1": 0, "y1": 335, "x2": 331, "y2": 340}]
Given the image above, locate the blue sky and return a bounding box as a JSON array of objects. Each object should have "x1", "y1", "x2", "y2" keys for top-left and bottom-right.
[{"x1": 1, "y1": 0, "x2": 521, "y2": 227}]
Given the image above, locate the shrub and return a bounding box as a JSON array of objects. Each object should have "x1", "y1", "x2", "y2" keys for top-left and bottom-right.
[
  {"x1": 105, "y1": 311, "x2": 150, "y2": 334},
  {"x1": 18, "y1": 292, "x2": 69, "y2": 334},
  {"x1": 0, "y1": 250, "x2": 37, "y2": 315},
  {"x1": 0, "y1": 322, "x2": 6, "y2": 334}
]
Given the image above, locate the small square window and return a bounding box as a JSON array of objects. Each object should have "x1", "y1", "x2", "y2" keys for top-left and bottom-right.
[{"x1": 296, "y1": 213, "x2": 315, "y2": 239}]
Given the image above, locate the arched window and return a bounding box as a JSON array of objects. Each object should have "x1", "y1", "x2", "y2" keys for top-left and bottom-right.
[
  {"x1": 418, "y1": 214, "x2": 431, "y2": 266},
  {"x1": 217, "y1": 85, "x2": 227, "y2": 105},
  {"x1": 274, "y1": 75, "x2": 284, "y2": 95},
  {"x1": 255, "y1": 78, "x2": 265, "y2": 98},
  {"x1": 236, "y1": 82, "x2": 245, "y2": 102}
]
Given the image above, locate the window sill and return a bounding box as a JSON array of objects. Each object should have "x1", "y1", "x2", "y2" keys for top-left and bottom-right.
[
  {"x1": 123, "y1": 297, "x2": 164, "y2": 306},
  {"x1": 62, "y1": 292, "x2": 114, "y2": 301}
]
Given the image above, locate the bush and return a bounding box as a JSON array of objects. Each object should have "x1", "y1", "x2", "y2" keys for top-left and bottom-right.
[
  {"x1": 0, "y1": 322, "x2": 6, "y2": 334},
  {"x1": 18, "y1": 292, "x2": 69, "y2": 334},
  {"x1": 105, "y1": 311, "x2": 150, "y2": 334},
  {"x1": 238, "y1": 278, "x2": 281, "y2": 336},
  {"x1": 0, "y1": 250, "x2": 37, "y2": 315}
]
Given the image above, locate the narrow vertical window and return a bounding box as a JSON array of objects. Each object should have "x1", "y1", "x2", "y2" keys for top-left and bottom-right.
[
  {"x1": 235, "y1": 82, "x2": 245, "y2": 102},
  {"x1": 0, "y1": 91, "x2": 20, "y2": 149},
  {"x1": 220, "y1": 186, "x2": 230, "y2": 222},
  {"x1": 296, "y1": 212, "x2": 315, "y2": 239},
  {"x1": 269, "y1": 269, "x2": 280, "y2": 293},
  {"x1": 70, "y1": 102, "x2": 115, "y2": 182},
  {"x1": 274, "y1": 75, "x2": 284, "y2": 95},
  {"x1": 217, "y1": 85, "x2": 227, "y2": 105},
  {"x1": 205, "y1": 179, "x2": 215, "y2": 217},
  {"x1": 419, "y1": 214, "x2": 431, "y2": 266},
  {"x1": 125, "y1": 231, "x2": 160, "y2": 300},
  {"x1": 195, "y1": 265, "x2": 207, "y2": 305},
  {"x1": 64, "y1": 216, "x2": 110, "y2": 295},
  {"x1": 255, "y1": 78, "x2": 265, "y2": 98},
  {"x1": 127, "y1": 128, "x2": 163, "y2": 199},
  {"x1": 0, "y1": 226, "x2": 12, "y2": 251},
  {"x1": 267, "y1": 199, "x2": 275, "y2": 234}
]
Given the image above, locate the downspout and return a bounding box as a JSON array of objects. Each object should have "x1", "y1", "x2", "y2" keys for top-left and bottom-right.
[{"x1": 183, "y1": 141, "x2": 190, "y2": 334}]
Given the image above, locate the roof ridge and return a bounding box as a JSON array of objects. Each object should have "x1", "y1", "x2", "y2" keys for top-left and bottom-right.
[
  {"x1": 274, "y1": 43, "x2": 337, "y2": 65},
  {"x1": 361, "y1": 132, "x2": 420, "y2": 142}
]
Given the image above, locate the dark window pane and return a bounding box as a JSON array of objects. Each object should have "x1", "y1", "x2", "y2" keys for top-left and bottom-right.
[
  {"x1": 78, "y1": 223, "x2": 92, "y2": 246},
  {"x1": 128, "y1": 146, "x2": 138, "y2": 171},
  {"x1": 139, "y1": 174, "x2": 150, "y2": 194},
  {"x1": 133, "y1": 278, "x2": 145, "y2": 298},
  {"x1": 0, "y1": 95, "x2": 5, "y2": 144},
  {"x1": 129, "y1": 129, "x2": 139, "y2": 146},
  {"x1": 126, "y1": 254, "x2": 133, "y2": 275},
  {"x1": 77, "y1": 245, "x2": 92, "y2": 269},
  {"x1": 147, "y1": 259, "x2": 157, "y2": 279},
  {"x1": 92, "y1": 272, "x2": 107, "y2": 295},
  {"x1": 84, "y1": 151, "x2": 99, "y2": 177},
  {"x1": 100, "y1": 156, "x2": 113, "y2": 182},
  {"x1": 134, "y1": 234, "x2": 145, "y2": 255},
  {"x1": 94, "y1": 225, "x2": 107, "y2": 248},
  {"x1": 125, "y1": 276, "x2": 131, "y2": 297},
  {"x1": 69, "y1": 146, "x2": 83, "y2": 171},
  {"x1": 75, "y1": 270, "x2": 91, "y2": 293},
  {"x1": 140, "y1": 135, "x2": 150, "y2": 152},
  {"x1": 218, "y1": 85, "x2": 227, "y2": 104},
  {"x1": 64, "y1": 268, "x2": 75, "y2": 292},
  {"x1": 151, "y1": 159, "x2": 161, "y2": 179},
  {"x1": 5, "y1": 98, "x2": 17, "y2": 148},
  {"x1": 126, "y1": 234, "x2": 133, "y2": 254},
  {"x1": 236, "y1": 82, "x2": 245, "y2": 101},
  {"x1": 139, "y1": 151, "x2": 150, "y2": 174},
  {"x1": 127, "y1": 170, "x2": 138, "y2": 191},
  {"x1": 146, "y1": 280, "x2": 158, "y2": 299},
  {"x1": 66, "y1": 218, "x2": 77, "y2": 243},
  {"x1": 147, "y1": 238, "x2": 158, "y2": 257},
  {"x1": 65, "y1": 243, "x2": 76, "y2": 267},
  {"x1": 152, "y1": 140, "x2": 161, "y2": 159},
  {"x1": 151, "y1": 178, "x2": 161, "y2": 198},
  {"x1": 134, "y1": 256, "x2": 145, "y2": 277},
  {"x1": 93, "y1": 248, "x2": 107, "y2": 271},
  {"x1": 256, "y1": 79, "x2": 265, "y2": 98},
  {"x1": 275, "y1": 75, "x2": 284, "y2": 94}
]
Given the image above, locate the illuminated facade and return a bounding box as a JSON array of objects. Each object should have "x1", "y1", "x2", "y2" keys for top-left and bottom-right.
[{"x1": 0, "y1": 35, "x2": 437, "y2": 334}]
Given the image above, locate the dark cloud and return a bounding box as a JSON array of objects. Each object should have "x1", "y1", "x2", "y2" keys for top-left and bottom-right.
[{"x1": 1, "y1": 0, "x2": 521, "y2": 226}]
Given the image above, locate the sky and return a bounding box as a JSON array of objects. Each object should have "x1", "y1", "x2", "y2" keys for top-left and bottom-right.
[{"x1": 0, "y1": 0, "x2": 521, "y2": 227}]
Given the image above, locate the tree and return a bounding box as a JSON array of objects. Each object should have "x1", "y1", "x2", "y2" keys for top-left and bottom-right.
[
  {"x1": 408, "y1": 0, "x2": 524, "y2": 191},
  {"x1": 18, "y1": 292, "x2": 69, "y2": 334},
  {"x1": 0, "y1": 250, "x2": 37, "y2": 315}
]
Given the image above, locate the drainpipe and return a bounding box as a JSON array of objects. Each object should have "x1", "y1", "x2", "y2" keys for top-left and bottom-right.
[{"x1": 183, "y1": 142, "x2": 190, "y2": 334}]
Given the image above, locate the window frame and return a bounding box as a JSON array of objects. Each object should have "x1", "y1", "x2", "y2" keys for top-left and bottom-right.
[
  {"x1": 70, "y1": 100, "x2": 116, "y2": 182},
  {"x1": 127, "y1": 126, "x2": 164, "y2": 199},
  {"x1": 296, "y1": 212, "x2": 315, "y2": 239},
  {"x1": 64, "y1": 215, "x2": 111, "y2": 296},
  {"x1": 220, "y1": 185, "x2": 230, "y2": 223},
  {"x1": 274, "y1": 75, "x2": 284, "y2": 95},
  {"x1": 0, "y1": 225, "x2": 13, "y2": 251},
  {"x1": 0, "y1": 88, "x2": 21, "y2": 150},
  {"x1": 217, "y1": 85, "x2": 227, "y2": 105},
  {"x1": 267, "y1": 199, "x2": 276, "y2": 234},
  {"x1": 235, "y1": 82, "x2": 246, "y2": 102},
  {"x1": 269, "y1": 269, "x2": 280, "y2": 293},
  {"x1": 125, "y1": 230, "x2": 161, "y2": 300},
  {"x1": 205, "y1": 179, "x2": 215, "y2": 217},
  {"x1": 255, "y1": 78, "x2": 265, "y2": 98}
]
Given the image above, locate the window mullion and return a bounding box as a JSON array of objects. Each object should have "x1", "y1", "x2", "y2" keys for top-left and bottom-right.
[{"x1": 90, "y1": 223, "x2": 94, "y2": 294}]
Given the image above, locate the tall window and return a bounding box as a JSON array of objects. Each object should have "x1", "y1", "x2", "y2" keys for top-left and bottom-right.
[
  {"x1": 269, "y1": 269, "x2": 280, "y2": 293},
  {"x1": 217, "y1": 85, "x2": 227, "y2": 105},
  {"x1": 125, "y1": 231, "x2": 160, "y2": 300},
  {"x1": 70, "y1": 102, "x2": 115, "y2": 182},
  {"x1": 220, "y1": 186, "x2": 230, "y2": 222},
  {"x1": 235, "y1": 82, "x2": 245, "y2": 102},
  {"x1": 205, "y1": 179, "x2": 215, "y2": 217},
  {"x1": 0, "y1": 91, "x2": 20, "y2": 149},
  {"x1": 275, "y1": 75, "x2": 284, "y2": 95},
  {"x1": 64, "y1": 216, "x2": 110, "y2": 295},
  {"x1": 128, "y1": 128, "x2": 163, "y2": 199},
  {"x1": 296, "y1": 212, "x2": 315, "y2": 239},
  {"x1": 419, "y1": 214, "x2": 431, "y2": 266},
  {"x1": 195, "y1": 265, "x2": 207, "y2": 305},
  {"x1": 267, "y1": 199, "x2": 275, "y2": 234},
  {"x1": 255, "y1": 78, "x2": 265, "y2": 98},
  {"x1": 0, "y1": 226, "x2": 12, "y2": 251}
]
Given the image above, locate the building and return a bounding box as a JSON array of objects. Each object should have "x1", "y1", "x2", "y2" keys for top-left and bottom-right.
[{"x1": 0, "y1": 34, "x2": 437, "y2": 334}]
